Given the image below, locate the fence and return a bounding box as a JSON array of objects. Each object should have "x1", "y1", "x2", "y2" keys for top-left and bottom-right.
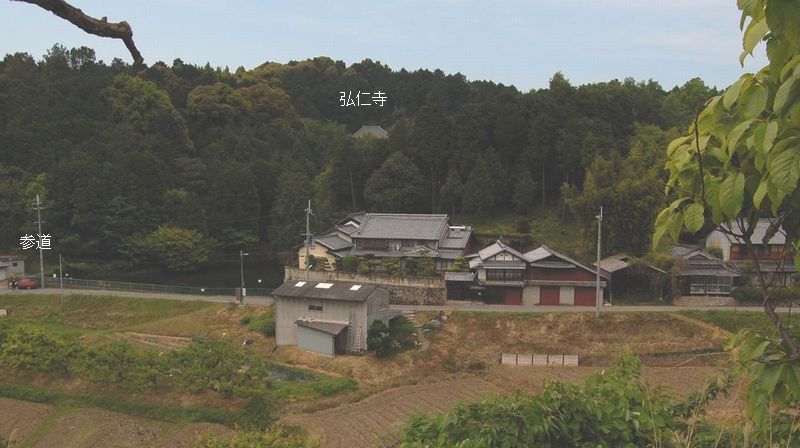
[{"x1": 39, "y1": 277, "x2": 274, "y2": 297}]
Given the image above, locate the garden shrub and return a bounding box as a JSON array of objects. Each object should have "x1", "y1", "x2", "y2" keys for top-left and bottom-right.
[
  {"x1": 368, "y1": 317, "x2": 417, "y2": 358},
  {"x1": 341, "y1": 255, "x2": 358, "y2": 272}
]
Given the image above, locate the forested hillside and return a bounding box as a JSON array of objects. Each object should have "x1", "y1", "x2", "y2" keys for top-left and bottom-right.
[{"x1": 0, "y1": 45, "x2": 716, "y2": 273}]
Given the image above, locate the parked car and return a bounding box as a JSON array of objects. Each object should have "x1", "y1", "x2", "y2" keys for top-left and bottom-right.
[{"x1": 16, "y1": 278, "x2": 39, "y2": 289}]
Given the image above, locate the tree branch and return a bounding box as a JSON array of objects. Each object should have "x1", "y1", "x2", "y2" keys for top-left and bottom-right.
[{"x1": 12, "y1": 0, "x2": 144, "y2": 67}]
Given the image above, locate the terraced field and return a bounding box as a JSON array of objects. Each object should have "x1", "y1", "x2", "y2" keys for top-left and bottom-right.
[{"x1": 283, "y1": 378, "x2": 501, "y2": 448}]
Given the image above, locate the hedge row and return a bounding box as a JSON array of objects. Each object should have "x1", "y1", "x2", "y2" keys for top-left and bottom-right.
[{"x1": 732, "y1": 286, "x2": 800, "y2": 304}]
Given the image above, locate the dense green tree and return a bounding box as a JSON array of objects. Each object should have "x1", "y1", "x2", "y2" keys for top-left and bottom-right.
[
  {"x1": 140, "y1": 226, "x2": 209, "y2": 271},
  {"x1": 205, "y1": 162, "x2": 260, "y2": 250},
  {"x1": 269, "y1": 168, "x2": 312, "y2": 248},
  {"x1": 364, "y1": 152, "x2": 425, "y2": 213},
  {"x1": 461, "y1": 149, "x2": 505, "y2": 216},
  {"x1": 512, "y1": 165, "x2": 538, "y2": 214}
]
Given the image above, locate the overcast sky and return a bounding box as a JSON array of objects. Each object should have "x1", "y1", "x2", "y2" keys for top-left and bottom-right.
[{"x1": 0, "y1": 0, "x2": 768, "y2": 91}]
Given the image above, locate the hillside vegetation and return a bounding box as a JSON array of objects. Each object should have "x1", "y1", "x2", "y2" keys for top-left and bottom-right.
[{"x1": 0, "y1": 48, "x2": 713, "y2": 275}]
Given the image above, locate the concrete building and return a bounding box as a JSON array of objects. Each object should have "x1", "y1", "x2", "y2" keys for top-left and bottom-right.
[
  {"x1": 0, "y1": 262, "x2": 8, "y2": 282},
  {"x1": 0, "y1": 255, "x2": 25, "y2": 279},
  {"x1": 273, "y1": 280, "x2": 390, "y2": 356}
]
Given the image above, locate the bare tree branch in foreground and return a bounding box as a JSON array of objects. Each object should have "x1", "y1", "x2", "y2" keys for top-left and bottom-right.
[{"x1": 12, "y1": 0, "x2": 144, "y2": 67}]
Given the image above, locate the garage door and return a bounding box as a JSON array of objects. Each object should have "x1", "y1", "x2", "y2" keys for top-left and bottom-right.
[
  {"x1": 539, "y1": 286, "x2": 560, "y2": 305},
  {"x1": 503, "y1": 288, "x2": 522, "y2": 305},
  {"x1": 296, "y1": 325, "x2": 335, "y2": 356},
  {"x1": 574, "y1": 287, "x2": 598, "y2": 306}
]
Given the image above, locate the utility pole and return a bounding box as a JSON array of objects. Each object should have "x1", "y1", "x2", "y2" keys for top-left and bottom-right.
[
  {"x1": 34, "y1": 194, "x2": 45, "y2": 287},
  {"x1": 595, "y1": 206, "x2": 603, "y2": 319},
  {"x1": 59, "y1": 252, "x2": 64, "y2": 312},
  {"x1": 303, "y1": 199, "x2": 314, "y2": 281}
]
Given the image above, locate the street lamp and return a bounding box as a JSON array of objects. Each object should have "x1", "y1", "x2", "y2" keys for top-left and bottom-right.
[{"x1": 239, "y1": 250, "x2": 249, "y2": 303}]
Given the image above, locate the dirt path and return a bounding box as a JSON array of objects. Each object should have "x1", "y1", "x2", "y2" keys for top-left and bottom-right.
[
  {"x1": 668, "y1": 312, "x2": 734, "y2": 338},
  {"x1": 115, "y1": 332, "x2": 192, "y2": 350},
  {"x1": 282, "y1": 378, "x2": 501, "y2": 448},
  {"x1": 29, "y1": 408, "x2": 165, "y2": 448},
  {"x1": 0, "y1": 397, "x2": 53, "y2": 446}
]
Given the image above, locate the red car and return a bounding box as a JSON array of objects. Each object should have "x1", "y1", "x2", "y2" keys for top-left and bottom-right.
[{"x1": 16, "y1": 278, "x2": 39, "y2": 289}]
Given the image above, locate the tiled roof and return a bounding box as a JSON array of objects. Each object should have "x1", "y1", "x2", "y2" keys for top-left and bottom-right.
[
  {"x1": 353, "y1": 125, "x2": 389, "y2": 139},
  {"x1": 439, "y1": 227, "x2": 473, "y2": 249},
  {"x1": 524, "y1": 245, "x2": 606, "y2": 278},
  {"x1": 274, "y1": 281, "x2": 382, "y2": 302},
  {"x1": 444, "y1": 272, "x2": 475, "y2": 282},
  {"x1": 482, "y1": 260, "x2": 527, "y2": 269},
  {"x1": 315, "y1": 234, "x2": 353, "y2": 251},
  {"x1": 353, "y1": 214, "x2": 449, "y2": 241},
  {"x1": 476, "y1": 240, "x2": 527, "y2": 261}
]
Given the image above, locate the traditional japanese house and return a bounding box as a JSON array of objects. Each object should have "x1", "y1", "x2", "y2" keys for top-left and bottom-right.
[
  {"x1": 705, "y1": 218, "x2": 796, "y2": 287},
  {"x1": 465, "y1": 241, "x2": 608, "y2": 306},
  {"x1": 671, "y1": 246, "x2": 741, "y2": 296}
]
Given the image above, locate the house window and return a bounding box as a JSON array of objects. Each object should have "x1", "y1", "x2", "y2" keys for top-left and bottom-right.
[
  {"x1": 361, "y1": 239, "x2": 386, "y2": 249},
  {"x1": 12, "y1": 262, "x2": 18, "y2": 267},
  {"x1": 308, "y1": 304, "x2": 323, "y2": 311},
  {"x1": 486, "y1": 269, "x2": 522, "y2": 281},
  {"x1": 690, "y1": 276, "x2": 732, "y2": 294}
]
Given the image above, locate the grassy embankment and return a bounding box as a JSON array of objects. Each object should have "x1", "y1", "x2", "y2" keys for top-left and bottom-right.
[
  {"x1": 0, "y1": 294, "x2": 356, "y2": 427},
  {"x1": 682, "y1": 309, "x2": 800, "y2": 339}
]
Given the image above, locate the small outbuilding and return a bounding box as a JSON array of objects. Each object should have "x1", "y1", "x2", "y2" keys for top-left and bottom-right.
[
  {"x1": 273, "y1": 280, "x2": 390, "y2": 356},
  {"x1": 0, "y1": 255, "x2": 25, "y2": 279},
  {"x1": 595, "y1": 254, "x2": 667, "y2": 302}
]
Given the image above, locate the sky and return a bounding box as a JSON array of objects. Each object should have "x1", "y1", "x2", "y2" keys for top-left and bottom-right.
[{"x1": 0, "y1": 0, "x2": 768, "y2": 92}]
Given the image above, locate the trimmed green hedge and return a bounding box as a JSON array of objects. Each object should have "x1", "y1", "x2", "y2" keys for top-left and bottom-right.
[{"x1": 732, "y1": 286, "x2": 800, "y2": 304}]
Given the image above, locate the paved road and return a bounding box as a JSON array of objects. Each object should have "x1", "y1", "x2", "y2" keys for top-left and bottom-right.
[
  {"x1": 1, "y1": 288, "x2": 785, "y2": 313},
  {"x1": 0, "y1": 287, "x2": 274, "y2": 306},
  {"x1": 391, "y1": 302, "x2": 786, "y2": 313}
]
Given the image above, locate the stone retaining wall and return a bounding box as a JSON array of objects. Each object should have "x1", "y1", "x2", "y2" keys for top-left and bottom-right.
[{"x1": 673, "y1": 296, "x2": 737, "y2": 307}]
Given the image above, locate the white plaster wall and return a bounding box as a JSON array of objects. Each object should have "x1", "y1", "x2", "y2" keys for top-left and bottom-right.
[
  {"x1": 559, "y1": 286, "x2": 575, "y2": 306},
  {"x1": 522, "y1": 285, "x2": 540, "y2": 305}
]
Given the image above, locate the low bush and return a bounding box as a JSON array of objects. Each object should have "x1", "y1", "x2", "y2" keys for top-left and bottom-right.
[
  {"x1": 193, "y1": 426, "x2": 318, "y2": 448},
  {"x1": 400, "y1": 353, "x2": 731, "y2": 447},
  {"x1": 0, "y1": 322, "x2": 347, "y2": 406},
  {"x1": 732, "y1": 286, "x2": 800, "y2": 304},
  {"x1": 246, "y1": 307, "x2": 275, "y2": 336},
  {"x1": 0, "y1": 324, "x2": 78, "y2": 374}
]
